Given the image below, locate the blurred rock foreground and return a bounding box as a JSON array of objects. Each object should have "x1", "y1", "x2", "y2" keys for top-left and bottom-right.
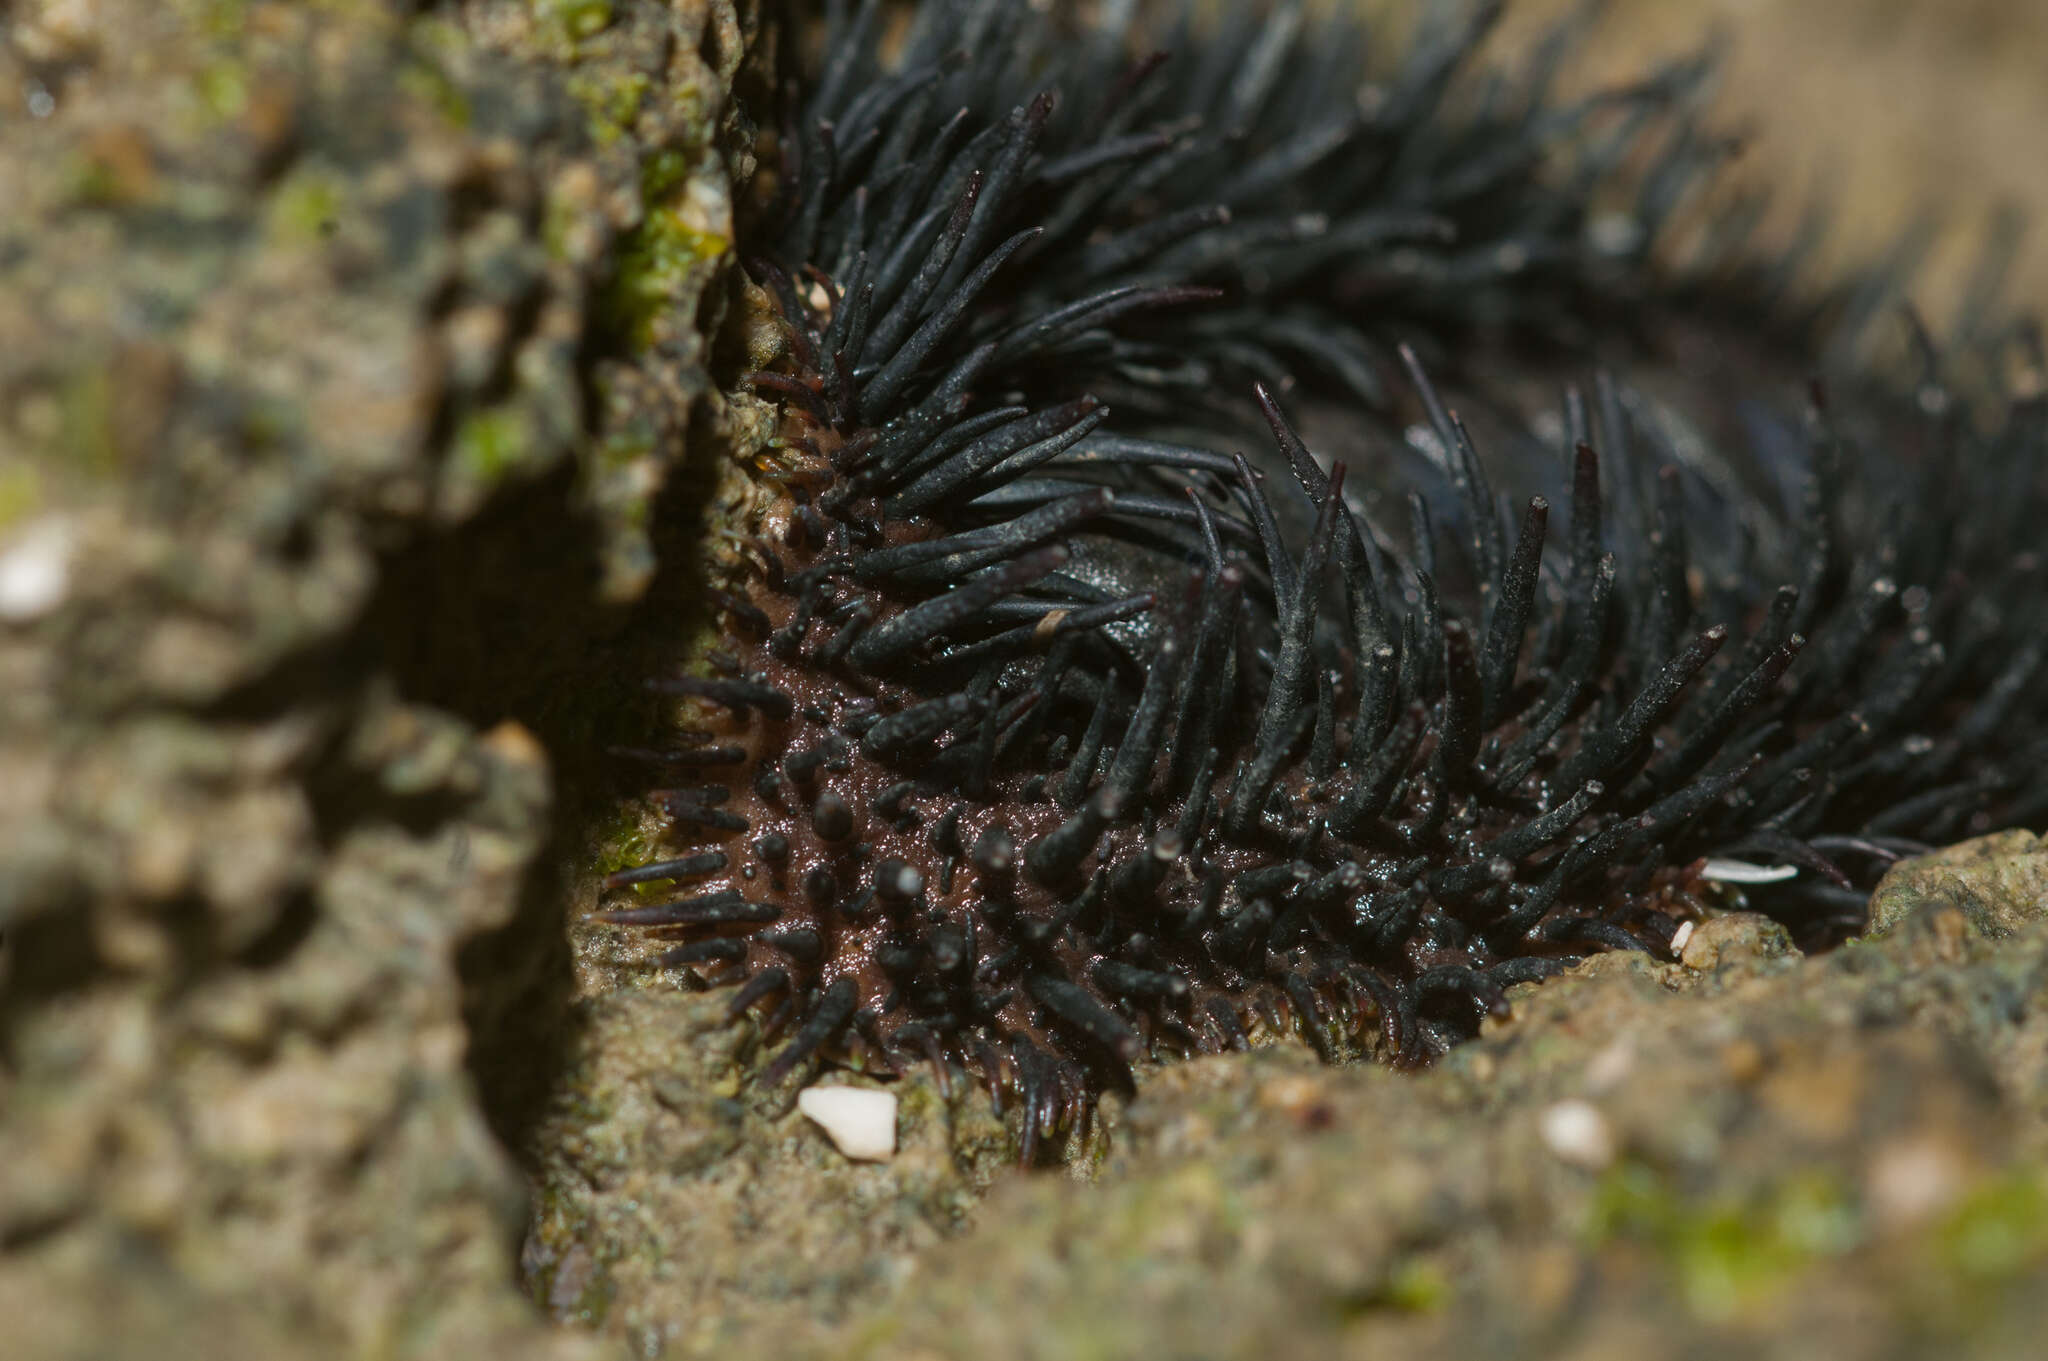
[{"x1": 2, "y1": 3, "x2": 2045, "y2": 1360}]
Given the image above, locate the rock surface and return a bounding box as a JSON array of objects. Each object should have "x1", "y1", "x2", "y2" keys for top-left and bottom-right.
[
  {"x1": 0, "y1": 1, "x2": 754, "y2": 1355},
  {"x1": 713, "y1": 897, "x2": 2048, "y2": 1361},
  {"x1": 1867, "y1": 830, "x2": 2048, "y2": 941},
  {"x1": 545, "y1": 884, "x2": 2048, "y2": 1360}
]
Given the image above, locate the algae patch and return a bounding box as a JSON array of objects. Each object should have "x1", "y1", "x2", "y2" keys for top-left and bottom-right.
[
  {"x1": 1588, "y1": 1160, "x2": 1862, "y2": 1319},
  {"x1": 536, "y1": 0, "x2": 618, "y2": 46}
]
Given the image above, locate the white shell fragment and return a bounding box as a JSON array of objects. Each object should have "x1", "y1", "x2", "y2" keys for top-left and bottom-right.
[
  {"x1": 1698, "y1": 857, "x2": 1801, "y2": 885},
  {"x1": 1539, "y1": 1099, "x2": 1616, "y2": 1170},
  {"x1": 0, "y1": 518, "x2": 74, "y2": 623},
  {"x1": 797, "y1": 1085, "x2": 898, "y2": 1162}
]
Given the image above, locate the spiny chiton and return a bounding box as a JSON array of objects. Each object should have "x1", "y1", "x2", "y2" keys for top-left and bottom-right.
[{"x1": 594, "y1": 0, "x2": 2048, "y2": 1161}]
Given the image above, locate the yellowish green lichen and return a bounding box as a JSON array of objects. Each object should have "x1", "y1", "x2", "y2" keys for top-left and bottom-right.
[
  {"x1": 1373, "y1": 1255, "x2": 1452, "y2": 1314},
  {"x1": 542, "y1": 184, "x2": 584, "y2": 265},
  {"x1": 188, "y1": 0, "x2": 251, "y2": 43},
  {"x1": 565, "y1": 68, "x2": 650, "y2": 146},
  {"x1": 1588, "y1": 1160, "x2": 1860, "y2": 1320},
  {"x1": 535, "y1": 0, "x2": 616, "y2": 45},
  {"x1": 1936, "y1": 1169, "x2": 2048, "y2": 1288},
  {"x1": 455, "y1": 406, "x2": 537, "y2": 487},
  {"x1": 596, "y1": 150, "x2": 730, "y2": 350},
  {"x1": 894, "y1": 1076, "x2": 944, "y2": 1125},
  {"x1": 64, "y1": 153, "x2": 132, "y2": 211},
  {"x1": 602, "y1": 205, "x2": 729, "y2": 350},
  {"x1": 399, "y1": 54, "x2": 474, "y2": 129},
  {"x1": 55, "y1": 365, "x2": 120, "y2": 473},
  {"x1": 639, "y1": 146, "x2": 696, "y2": 203},
  {"x1": 0, "y1": 466, "x2": 43, "y2": 531},
  {"x1": 267, "y1": 168, "x2": 345, "y2": 244},
  {"x1": 590, "y1": 800, "x2": 677, "y2": 902},
  {"x1": 195, "y1": 59, "x2": 251, "y2": 120}
]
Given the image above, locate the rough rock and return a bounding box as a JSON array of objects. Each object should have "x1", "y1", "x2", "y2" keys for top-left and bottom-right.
[
  {"x1": 0, "y1": 0, "x2": 756, "y2": 1355},
  {"x1": 531, "y1": 850, "x2": 2048, "y2": 1359},
  {"x1": 724, "y1": 885, "x2": 2048, "y2": 1361},
  {"x1": 1867, "y1": 830, "x2": 2048, "y2": 940}
]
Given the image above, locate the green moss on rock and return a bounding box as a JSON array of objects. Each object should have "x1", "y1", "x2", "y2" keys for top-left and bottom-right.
[
  {"x1": 455, "y1": 406, "x2": 539, "y2": 487},
  {"x1": 603, "y1": 190, "x2": 730, "y2": 350},
  {"x1": 1589, "y1": 1161, "x2": 1861, "y2": 1319},
  {"x1": 536, "y1": 0, "x2": 617, "y2": 46},
  {"x1": 565, "y1": 66, "x2": 649, "y2": 144}
]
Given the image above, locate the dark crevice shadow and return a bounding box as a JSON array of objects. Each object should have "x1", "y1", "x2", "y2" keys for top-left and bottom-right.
[
  {"x1": 363, "y1": 459, "x2": 626, "y2": 1165},
  {"x1": 387, "y1": 0, "x2": 776, "y2": 1228},
  {"x1": 363, "y1": 386, "x2": 739, "y2": 1166}
]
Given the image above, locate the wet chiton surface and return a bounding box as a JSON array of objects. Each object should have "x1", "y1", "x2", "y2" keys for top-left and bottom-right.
[{"x1": 592, "y1": 0, "x2": 2048, "y2": 1156}]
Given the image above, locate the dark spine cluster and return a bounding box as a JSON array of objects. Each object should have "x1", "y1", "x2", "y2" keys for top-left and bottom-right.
[{"x1": 595, "y1": 0, "x2": 2048, "y2": 1156}]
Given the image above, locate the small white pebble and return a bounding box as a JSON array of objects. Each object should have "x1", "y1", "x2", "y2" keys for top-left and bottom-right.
[
  {"x1": 1583, "y1": 1038, "x2": 1637, "y2": 1096},
  {"x1": 0, "y1": 518, "x2": 74, "y2": 622},
  {"x1": 1669, "y1": 920, "x2": 1696, "y2": 956},
  {"x1": 1868, "y1": 1138, "x2": 1966, "y2": 1228},
  {"x1": 797, "y1": 1085, "x2": 897, "y2": 1162},
  {"x1": 1699, "y1": 857, "x2": 1800, "y2": 885},
  {"x1": 1539, "y1": 1099, "x2": 1615, "y2": 1170}
]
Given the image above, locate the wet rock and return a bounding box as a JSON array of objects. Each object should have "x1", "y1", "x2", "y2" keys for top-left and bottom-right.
[
  {"x1": 520, "y1": 980, "x2": 1004, "y2": 1356},
  {"x1": 726, "y1": 914, "x2": 2048, "y2": 1361},
  {"x1": 1866, "y1": 831, "x2": 2048, "y2": 941},
  {"x1": 1679, "y1": 910, "x2": 1801, "y2": 972}
]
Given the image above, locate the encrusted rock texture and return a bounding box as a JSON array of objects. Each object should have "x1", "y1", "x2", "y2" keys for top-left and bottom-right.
[
  {"x1": 0, "y1": 0, "x2": 757, "y2": 1356},
  {"x1": 742, "y1": 893, "x2": 2048, "y2": 1361},
  {"x1": 4, "y1": 3, "x2": 2047, "y2": 1361}
]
